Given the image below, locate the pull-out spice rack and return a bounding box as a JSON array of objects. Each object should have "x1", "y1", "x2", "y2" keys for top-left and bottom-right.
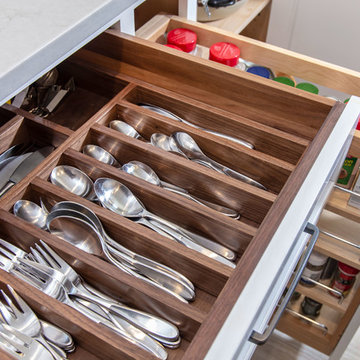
[{"x1": 0, "y1": 20, "x2": 359, "y2": 359}]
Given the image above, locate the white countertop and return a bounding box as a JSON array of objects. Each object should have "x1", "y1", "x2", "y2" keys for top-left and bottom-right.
[{"x1": 0, "y1": 0, "x2": 143, "y2": 105}]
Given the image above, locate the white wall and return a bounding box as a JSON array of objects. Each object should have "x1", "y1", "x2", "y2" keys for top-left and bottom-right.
[{"x1": 266, "y1": 0, "x2": 360, "y2": 100}]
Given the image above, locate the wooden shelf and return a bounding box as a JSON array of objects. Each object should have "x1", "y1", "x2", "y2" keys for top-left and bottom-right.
[{"x1": 199, "y1": 0, "x2": 271, "y2": 35}]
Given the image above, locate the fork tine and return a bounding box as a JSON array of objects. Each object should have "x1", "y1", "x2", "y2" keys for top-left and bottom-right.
[
  {"x1": 0, "y1": 239, "x2": 26, "y2": 257},
  {"x1": 1, "y1": 290, "x2": 22, "y2": 319},
  {"x1": 0, "y1": 323, "x2": 30, "y2": 352},
  {"x1": 0, "y1": 299, "x2": 14, "y2": 323},
  {"x1": 10, "y1": 266, "x2": 45, "y2": 290},
  {"x1": 0, "y1": 246, "x2": 16, "y2": 260},
  {"x1": 6, "y1": 285, "x2": 32, "y2": 317},
  {"x1": 30, "y1": 246, "x2": 49, "y2": 266},
  {"x1": 39, "y1": 240, "x2": 65, "y2": 268},
  {"x1": 17, "y1": 258, "x2": 54, "y2": 278},
  {"x1": 34, "y1": 243, "x2": 60, "y2": 269},
  {"x1": 0, "y1": 253, "x2": 13, "y2": 271},
  {"x1": 0, "y1": 334, "x2": 23, "y2": 359}
]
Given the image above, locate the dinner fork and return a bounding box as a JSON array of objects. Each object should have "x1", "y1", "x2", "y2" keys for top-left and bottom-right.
[
  {"x1": 0, "y1": 285, "x2": 67, "y2": 360},
  {"x1": 10, "y1": 259, "x2": 168, "y2": 360},
  {"x1": 30, "y1": 240, "x2": 179, "y2": 342},
  {"x1": 0, "y1": 322, "x2": 54, "y2": 360}
]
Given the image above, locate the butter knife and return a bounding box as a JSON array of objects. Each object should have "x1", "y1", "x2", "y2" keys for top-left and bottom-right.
[{"x1": 0, "y1": 146, "x2": 54, "y2": 197}]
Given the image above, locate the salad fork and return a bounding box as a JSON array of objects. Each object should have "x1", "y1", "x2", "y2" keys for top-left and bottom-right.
[
  {"x1": 30, "y1": 240, "x2": 179, "y2": 342},
  {"x1": 0, "y1": 322, "x2": 54, "y2": 360},
  {"x1": 0, "y1": 285, "x2": 67, "y2": 360}
]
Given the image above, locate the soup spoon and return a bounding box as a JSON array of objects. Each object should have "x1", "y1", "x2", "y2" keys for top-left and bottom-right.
[
  {"x1": 109, "y1": 120, "x2": 144, "y2": 140},
  {"x1": 47, "y1": 209, "x2": 192, "y2": 302},
  {"x1": 82, "y1": 144, "x2": 120, "y2": 167},
  {"x1": 173, "y1": 132, "x2": 267, "y2": 190},
  {"x1": 122, "y1": 160, "x2": 240, "y2": 219},
  {"x1": 50, "y1": 201, "x2": 195, "y2": 294},
  {"x1": 94, "y1": 178, "x2": 236, "y2": 267},
  {"x1": 13, "y1": 200, "x2": 47, "y2": 230}
]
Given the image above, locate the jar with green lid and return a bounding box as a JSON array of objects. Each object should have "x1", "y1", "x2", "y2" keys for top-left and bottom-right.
[{"x1": 300, "y1": 251, "x2": 328, "y2": 286}]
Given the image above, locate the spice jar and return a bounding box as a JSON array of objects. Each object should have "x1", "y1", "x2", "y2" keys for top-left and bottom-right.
[
  {"x1": 330, "y1": 262, "x2": 359, "y2": 298},
  {"x1": 209, "y1": 42, "x2": 246, "y2": 70},
  {"x1": 166, "y1": 28, "x2": 199, "y2": 55},
  {"x1": 300, "y1": 251, "x2": 328, "y2": 286},
  {"x1": 301, "y1": 297, "x2": 323, "y2": 317}
]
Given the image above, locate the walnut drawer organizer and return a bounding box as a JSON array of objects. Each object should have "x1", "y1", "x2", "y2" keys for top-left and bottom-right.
[{"x1": 0, "y1": 18, "x2": 360, "y2": 360}]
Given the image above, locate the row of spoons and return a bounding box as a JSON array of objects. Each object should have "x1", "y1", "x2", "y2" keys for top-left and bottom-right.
[
  {"x1": 108, "y1": 120, "x2": 267, "y2": 190},
  {"x1": 14, "y1": 199, "x2": 196, "y2": 303},
  {"x1": 48, "y1": 164, "x2": 237, "y2": 266}
]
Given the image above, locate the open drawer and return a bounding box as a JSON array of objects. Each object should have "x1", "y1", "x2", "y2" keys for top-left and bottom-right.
[{"x1": 0, "y1": 20, "x2": 359, "y2": 360}]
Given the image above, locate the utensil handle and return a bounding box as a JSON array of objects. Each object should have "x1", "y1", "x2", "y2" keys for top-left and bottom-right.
[
  {"x1": 35, "y1": 334, "x2": 67, "y2": 360},
  {"x1": 201, "y1": 128, "x2": 254, "y2": 149},
  {"x1": 161, "y1": 181, "x2": 240, "y2": 218},
  {"x1": 0, "y1": 181, "x2": 14, "y2": 197},
  {"x1": 147, "y1": 217, "x2": 236, "y2": 268},
  {"x1": 249, "y1": 222, "x2": 320, "y2": 345}
]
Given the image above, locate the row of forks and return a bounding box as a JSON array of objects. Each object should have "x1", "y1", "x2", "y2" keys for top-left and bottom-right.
[{"x1": 0, "y1": 238, "x2": 180, "y2": 359}]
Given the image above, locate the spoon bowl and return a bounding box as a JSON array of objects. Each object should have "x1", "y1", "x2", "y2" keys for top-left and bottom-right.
[
  {"x1": 50, "y1": 165, "x2": 96, "y2": 199},
  {"x1": 109, "y1": 120, "x2": 143, "y2": 139},
  {"x1": 150, "y1": 133, "x2": 186, "y2": 157},
  {"x1": 82, "y1": 144, "x2": 120, "y2": 167},
  {"x1": 13, "y1": 200, "x2": 47, "y2": 230},
  {"x1": 121, "y1": 161, "x2": 160, "y2": 186}
]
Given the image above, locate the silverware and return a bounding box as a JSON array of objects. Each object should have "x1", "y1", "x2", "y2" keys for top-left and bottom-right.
[
  {"x1": 0, "y1": 285, "x2": 67, "y2": 360},
  {"x1": 0, "y1": 146, "x2": 54, "y2": 197},
  {"x1": 0, "y1": 322, "x2": 55, "y2": 360},
  {"x1": 13, "y1": 200, "x2": 48, "y2": 230},
  {"x1": 82, "y1": 145, "x2": 121, "y2": 168},
  {"x1": 0, "y1": 144, "x2": 26, "y2": 164},
  {"x1": 139, "y1": 103, "x2": 254, "y2": 149},
  {"x1": 173, "y1": 132, "x2": 267, "y2": 190}
]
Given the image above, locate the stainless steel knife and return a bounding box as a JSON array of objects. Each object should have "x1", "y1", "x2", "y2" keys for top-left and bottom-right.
[{"x1": 0, "y1": 146, "x2": 54, "y2": 197}]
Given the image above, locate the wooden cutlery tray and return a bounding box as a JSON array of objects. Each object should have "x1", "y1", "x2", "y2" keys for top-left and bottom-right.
[{"x1": 0, "y1": 26, "x2": 358, "y2": 359}]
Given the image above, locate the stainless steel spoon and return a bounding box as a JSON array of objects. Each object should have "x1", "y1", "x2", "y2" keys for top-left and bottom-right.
[
  {"x1": 40, "y1": 320, "x2": 75, "y2": 353},
  {"x1": 121, "y1": 160, "x2": 240, "y2": 219},
  {"x1": 139, "y1": 103, "x2": 254, "y2": 149},
  {"x1": 94, "y1": 178, "x2": 235, "y2": 267},
  {"x1": 50, "y1": 165, "x2": 97, "y2": 201},
  {"x1": 13, "y1": 200, "x2": 47, "y2": 230},
  {"x1": 50, "y1": 200, "x2": 195, "y2": 295},
  {"x1": 82, "y1": 145, "x2": 120, "y2": 168},
  {"x1": 47, "y1": 209, "x2": 193, "y2": 302},
  {"x1": 150, "y1": 133, "x2": 187, "y2": 157},
  {"x1": 173, "y1": 132, "x2": 267, "y2": 190},
  {"x1": 109, "y1": 120, "x2": 144, "y2": 140}
]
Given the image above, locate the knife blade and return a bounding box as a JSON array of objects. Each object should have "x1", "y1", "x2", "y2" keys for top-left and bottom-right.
[
  {"x1": 0, "y1": 144, "x2": 25, "y2": 164},
  {"x1": 0, "y1": 146, "x2": 54, "y2": 197}
]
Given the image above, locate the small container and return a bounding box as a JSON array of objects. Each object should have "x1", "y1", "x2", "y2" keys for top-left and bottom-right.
[
  {"x1": 301, "y1": 297, "x2": 323, "y2": 317},
  {"x1": 300, "y1": 251, "x2": 328, "y2": 286},
  {"x1": 330, "y1": 262, "x2": 359, "y2": 298},
  {"x1": 167, "y1": 28, "x2": 197, "y2": 54},
  {"x1": 246, "y1": 65, "x2": 274, "y2": 79},
  {"x1": 273, "y1": 76, "x2": 295, "y2": 87},
  {"x1": 296, "y1": 82, "x2": 319, "y2": 94},
  {"x1": 209, "y1": 42, "x2": 245, "y2": 70},
  {"x1": 164, "y1": 44, "x2": 184, "y2": 51}
]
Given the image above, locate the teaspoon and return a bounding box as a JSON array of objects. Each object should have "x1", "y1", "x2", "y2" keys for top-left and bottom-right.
[
  {"x1": 94, "y1": 178, "x2": 235, "y2": 267},
  {"x1": 13, "y1": 200, "x2": 47, "y2": 230},
  {"x1": 82, "y1": 144, "x2": 120, "y2": 167},
  {"x1": 109, "y1": 120, "x2": 144, "y2": 140},
  {"x1": 173, "y1": 132, "x2": 267, "y2": 190},
  {"x1": 50, "y1": 165, "x2": 97, "y2": 201},
  {"x1": 122, "y1": 161, "x2": 240, "y2": 219}
]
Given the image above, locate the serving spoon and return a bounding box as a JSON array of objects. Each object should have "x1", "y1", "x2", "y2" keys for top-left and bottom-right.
[
  {"x1": 173, "y1": 132, "x2": 267, "y2": 190},
  {"x1": 94, "y1": 178, "x2": 235, "y2": 267},
  {"x1": 82, "y1": 145, "x2": 120, "y2": 167},
  {"x1": 13, "y1": 200, "x2": 48, "y2": 230},
  {"x1": 121, "y1": 160, "x2": 240, "y2": 219},
  {"x1": 109, "y1": 120, "x2": 145, "y2": 140}
]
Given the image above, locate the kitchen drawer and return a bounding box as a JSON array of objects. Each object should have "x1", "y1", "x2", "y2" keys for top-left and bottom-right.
[{"x1": 0, "y1": 20, "x2": 359, "y2": 360}]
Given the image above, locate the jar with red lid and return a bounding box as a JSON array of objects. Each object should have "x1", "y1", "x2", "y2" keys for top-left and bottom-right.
[
  {"x1": 330, "y1": 262, "x2": 359, "y2": 298},
  {"x1": 166, "y1": 28, "x2": 199, "y2": 55},
  {"x1": 208, "y1": 42, "x2": 246, "y2": 70}
]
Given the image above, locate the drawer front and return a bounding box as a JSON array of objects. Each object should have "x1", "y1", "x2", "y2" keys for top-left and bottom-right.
[{"x1": 205, "y1": 97, "x2": 360, "y2": 359}]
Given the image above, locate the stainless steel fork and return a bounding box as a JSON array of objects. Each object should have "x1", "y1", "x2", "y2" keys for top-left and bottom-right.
[
  {"x1": 30, "y1": 240, "x2": 179, "y2": 342},
  {"x1": 0, "y1": 322, "x2": 54, "y2": 360},
  {"x1": 10, "y1": 259, "x2": 168, "y2": 360},
  {"x1": 0, "y1": 285, "x2": 67, "y2": 360}
]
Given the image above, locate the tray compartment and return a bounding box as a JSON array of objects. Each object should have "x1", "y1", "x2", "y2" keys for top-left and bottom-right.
[
  {"x1": 118, "y1": 84, "x2": 309, "y2": 165},
  {"x1": 22, "y1": 60, "x2": 129, "y2": 131},
  {"x1": 0, "y1": 105, "x2": 18, "y2": 128}
]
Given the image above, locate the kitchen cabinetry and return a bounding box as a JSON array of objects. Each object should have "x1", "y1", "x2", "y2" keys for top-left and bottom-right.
[{"x1": 0, "y1": 11, "x2": 360, "y2": 360}]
